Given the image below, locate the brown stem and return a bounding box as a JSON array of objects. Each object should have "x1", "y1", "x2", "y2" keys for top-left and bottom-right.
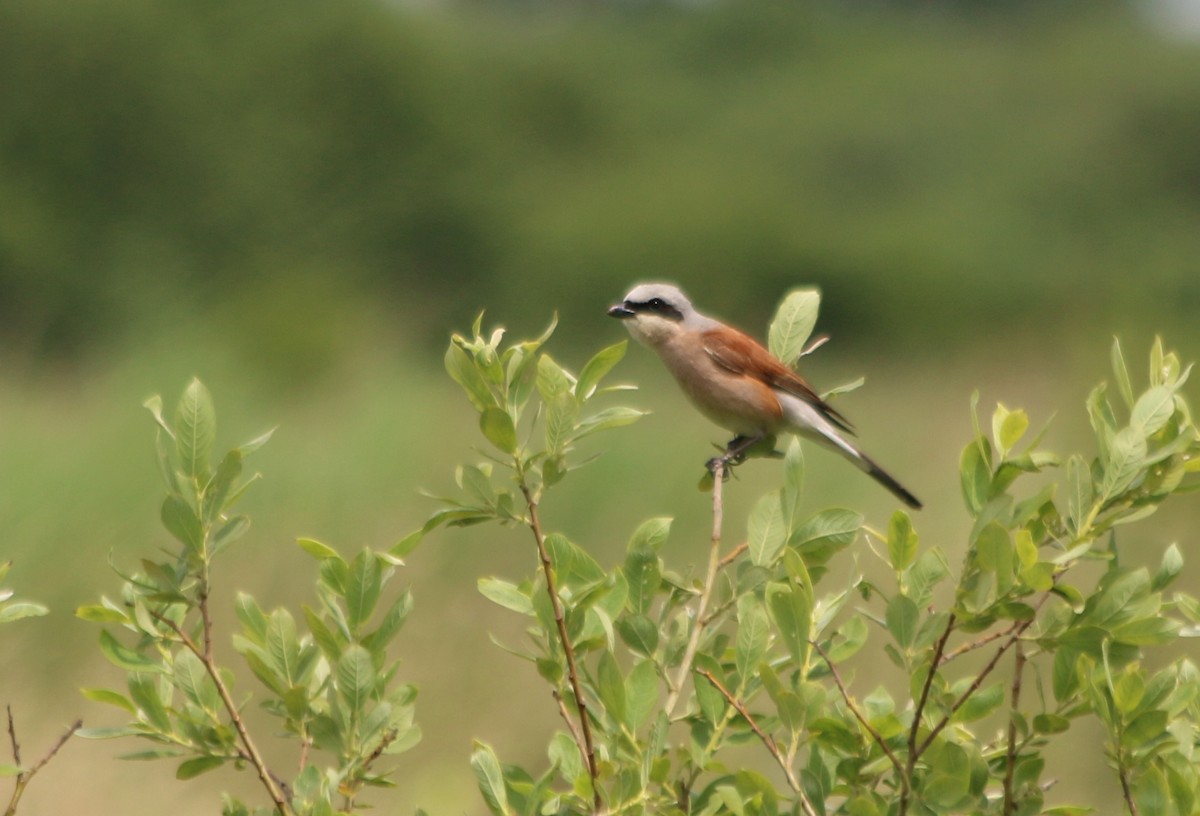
[
  {"x1": 939, "y1": 623, "x2": 1016, "y2": 665},
  {"x1": 1120, "y1": 765, "x2": 1140, "y2": 816},
  {"x1": 552, "y1": 689, "x2": 589, "y2": 774},
  {"x1": 717, "y1": 541, "x2": 748, "y2": 570},
  {"x1": 155, "y1": 608, "x2": 293, "y2": 815},
  {"x1": 1003, "y1": 645, "x2": 1026, "y2": 816},
  {"x1": 665, "y1": 463, "x2": 727, "y2": 716},
  {"x1": 812, "y1": 642, "x2": 906, "y2": 781},
  {"x1": 3, "y1": 710, "x2": 81, "y2": 816},
  {"x1": 520, "y1": 484, "x2": 602, "y2": 815},
  {"x1": 917, "y1": 619, "x2": 1034, "y2": 758},
  {"x1": 695, "y1": 670, "x2": 818, "y2": 816},
  {"x1": 899, "y1": 612, "x2": 956, "y2": 814}
]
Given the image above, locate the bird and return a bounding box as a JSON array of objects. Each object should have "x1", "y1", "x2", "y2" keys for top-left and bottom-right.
[{"x1": 608, "y1": 282, "x2": 922, "y2": 509}]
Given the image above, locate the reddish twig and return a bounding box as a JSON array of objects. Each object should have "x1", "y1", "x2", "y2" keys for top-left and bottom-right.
[
  {"x1": 812, "y1": 642, "x2": 906, "y2": 780},
  {"x1": 696, "y1": 670, "x2": 817, "y2": 816},
  {"x1": 521, "y1": 484, "x2": 602, "y2": 814},
  {"x1": 1003, "y1": 644, "x2": 1026, "y2": 816},
  {"x1": 4, "y1": 708, "x2": 81, "y2": 816}
]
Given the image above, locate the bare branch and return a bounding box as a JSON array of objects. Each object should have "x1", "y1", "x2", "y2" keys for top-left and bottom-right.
[
  {"x1": 521, "y1": 484, "x2": 603, "y2": 815},
  {"x1": 665, "y1": 463, "x2": 727, "y2": 716},
  {"x1": 3, "y1": 714, "x2": 81, "y2": 816},
  {"x1": 811, "y1": 641, "x2": 906, "y2": 780},
  {"x1": 1003, "y1": 644, "x2": 1026, "y2": 816},
  {"x1": 695, "y1": 670, "x2": 818, "y2": 816}
]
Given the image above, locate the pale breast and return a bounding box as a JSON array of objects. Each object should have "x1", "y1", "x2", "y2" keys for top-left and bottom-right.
[{"x1": 658, "y1": 335, "x2": 784, "y2": 436}]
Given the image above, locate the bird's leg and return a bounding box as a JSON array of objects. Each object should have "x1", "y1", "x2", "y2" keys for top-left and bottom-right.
[{"x1": 706, "y1": 434, "x2": 763, "y2": 476}]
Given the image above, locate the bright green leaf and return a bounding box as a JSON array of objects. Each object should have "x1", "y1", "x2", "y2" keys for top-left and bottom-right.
[
  {"x1": 767, "y1": 288, "x2": 820, "y2": 364},
  {"x1": 175, "y1": 378, "x2": 216, "y2": 482}
]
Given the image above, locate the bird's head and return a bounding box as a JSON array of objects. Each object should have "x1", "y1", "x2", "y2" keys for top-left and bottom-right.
[{"x1": 608, "y1": 282, "x2": 697, "y2": 346}]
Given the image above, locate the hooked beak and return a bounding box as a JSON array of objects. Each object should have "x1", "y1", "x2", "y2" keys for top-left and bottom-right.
[{"x1": 608, "y1": 303, "x2": 635, "y2": 319}]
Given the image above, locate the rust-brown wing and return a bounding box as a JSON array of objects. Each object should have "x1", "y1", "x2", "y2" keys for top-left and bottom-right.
[{"x1": 701, "y1": 327, "x2": 855, "y2": 434}]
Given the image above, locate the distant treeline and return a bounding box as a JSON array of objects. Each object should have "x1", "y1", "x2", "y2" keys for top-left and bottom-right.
[{"x1": 2, "y1": 0, "x2": 1198, "y2": 362}]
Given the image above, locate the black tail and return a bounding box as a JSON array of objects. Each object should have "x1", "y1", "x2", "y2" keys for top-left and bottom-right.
[{"x1": 862, "y1": 455, "x2": 922, "y2": 510}]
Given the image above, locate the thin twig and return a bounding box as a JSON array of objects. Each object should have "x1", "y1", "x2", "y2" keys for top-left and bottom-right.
[
  {"x1": 5, "y1": 707, "x2": 18, "y2": 768},
  {"x1": 3, "y1": 712, "x2": 81, "y2": 816},
  {"x1": 900, "y1": 611, "x2": 956, "y2": 814},
  {"x1": 665, "y1": 463, "x2": 727, "y2": 716},
  {"x1": 695, "y1": 670, "x2": 818, "y2": 816},
  {"x1": 152, "y1": 607, "x2": 293, "y2": 815},
  {"x1": 1003, "y1": 644, "x2": 1026, "y2": 816},
  {"x1": 717, "y1": 541, "x2": 748, "y2": 570},
  {"x1": 811, "y1": 642, "x2": 906, "y2": 778},
  {"x1": 552, "y1": 689, "x2": 589, "y2": 772},
  {"x1": 1119, "y1": 765, "x2": 1140, "y2": 816},
  {"x1": 520, "y1": 484, "x2": 603, "y2": 815},
  {"x1": 939, "y1": 623, "x2": 1015, "y2": 665},
  {"x1": 916, "y1": 619, "x2": 1034, "y2": 758}
]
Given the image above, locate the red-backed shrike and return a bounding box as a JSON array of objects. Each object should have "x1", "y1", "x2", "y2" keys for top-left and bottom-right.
[{"x1": 608, "y1": 282, "x2": 921, "y2": 509}]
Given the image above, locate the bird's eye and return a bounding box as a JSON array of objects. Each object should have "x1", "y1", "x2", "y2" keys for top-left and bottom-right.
[{"x1": 648, "y1": 298, "x2": 665, "y2": 310}]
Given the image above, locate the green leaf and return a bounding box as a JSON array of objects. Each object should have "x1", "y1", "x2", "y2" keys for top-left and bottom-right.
[
  {"x1": 480, "y1": 408, "x2": 518, "y2": 455},
  {"x1": 336, "y1": 645, "x2": 374, "y2": 716},
  {"x1": 175, "y1": 378, "x2": 216, "y2": 482},
  {"x1": 921, "y1": 740, "x2": 971, "y2": 808},
  {"x1": 471, "y1": 742, "x2": 512, "y2": 816},
  {"x1": 572, "y1": 406, "x2": 646, "y2": 440},
  {"x1": 887, "y1": 510, "x2": 918, "y2": 572},
  {"x1": 767, "y1": 288, "x2": 820, "y2": 364},
  {"x1": 143, "y1": 394, "x2": 174, "y2": 438},
  {"x1": 345, "y1": 549, "x2": 383, "y2": 631},
  {"x1": 99, "y1": 630, "x2": 160, "y2": 672},
  {"x1": 1111, "y1": 337, "x2": 1135, "y2": 409},
  {"x1": 161, "y1": 495, "x2": 203, "y2": 554},
  {"x1": 202, "y1": 449, "x2": 243, "y2": 523},
  {"x1": 885, "y1": 594, "x2": 919, "y2": 650},
  {"x1": 625, "y1": 659, "x2": 658, "y2": 731},
  {"x1": 177, "y1": 755, "x2": 225, "y2": 780},
  {"x1": 234, "y1": 592, "x2": 268, "y2": 643},
  {"x1": 576, "y1": 340, "x2": 627, "y2": 399},
  {"x1": 952, "y1": 683, "x2": 1004, "y2": 723},
  {"x1": 992, "y1": 403, "x2": 1029, "y2": 458},
  {"x1": 960, "y1": 440, "x2": 992, "y2": 516},
  {"x1": 82, "y1": 687, "x2": 137, "y2": 714},
  {"x1": 790, "y1": 508, "x2": 863, "y2": 563},
  {"x1": 766, "y1": 582, "x2": 811, "y2": 671},
  {"x1": 626, "y1": 517, "x2": 672, "y2": 553},
  {"x1": 780, "y1": 438, "x2": 805, "y2": 530},
  {"x1": 1033, "y1": 713, "x2": 1071, "y2": 734},
  {"x1": 266, "y1": 609, "x2": 300, "y2": 686},
  {"x1": 597, "y1": 651, "x2": 626, "y2": 724},
  {"x1": 478, "y1": 577, "x2": 533, "y2": 615},
  {"x1": 976, "y1": 522, "x2": 1015, "y2": 594},
  {"x1": 0, "y1": 601, "x2": 48, "y2": 623},
  {"x1": 735, "y1": 594, "x2": 769, "y2": 685},
  {"x1": 173, "y1": 650, "x2": 218, "y2": 712},
  {"x1": 297, "y1": 537, "x2": 344, "y2": 562},
  {"x1": 236, "y1": 427, "x2": 275, "y2": 456},
  {"x1": 445, "y1": 343, "x2": 496, "y2": 412},
  {"x1": 1099, "y1": 427, "x2": 1147, "y2": 501},
  {"x1": 1153, "y1": 543, "x2": 1184, "y2": 591},
  {"x1": 1131, "y1": 385, "x2": 1177, "y2": 437},
  {"x1": 748, "y1": 491, "x2": 787, "y2": 567},
  {"x1": 128, "y1": 674, "x2": 171, "y2": 731},
  {"x1": 617, "y1": 614, "x2": 659, "y2": 656},
  {"x1": 623, "y1": 548, "x2": 661, "y2": 617}
]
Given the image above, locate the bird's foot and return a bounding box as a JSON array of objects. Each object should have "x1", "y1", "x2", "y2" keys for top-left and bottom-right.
[{"x1": 705, "y1": 435, "x2": 761, "y2": 478}]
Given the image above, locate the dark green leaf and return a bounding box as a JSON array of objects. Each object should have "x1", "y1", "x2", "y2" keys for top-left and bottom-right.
[
  {"x1": 735, "y1": 595, "x2": 769, "y2": 684},
  {"x1": 625, "y1": 659, "x2": 657, "y2": 731},
  {"x1": 960, "y1": 440, "x2": 992, "y2": 516},
  {"x1": 790, "y1": 508, "x2": 862, "y2": 563},
  {"x1": 176, "y1": 755, "x2": 225, "y2": 780},
  {"x1": 885, "y1": 595, "x2": 919, "y2": 650},
  {"x1": 766, "y1": 582, "x2": 811, "y2": 670},
  {"x1": 99, "y1": 630, "x2": 160, "y2": 672}
]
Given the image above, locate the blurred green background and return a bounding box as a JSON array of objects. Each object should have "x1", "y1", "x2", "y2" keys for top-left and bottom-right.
[{"x1": 2, "y1": 0, "x2": 1199, "y2": 812}]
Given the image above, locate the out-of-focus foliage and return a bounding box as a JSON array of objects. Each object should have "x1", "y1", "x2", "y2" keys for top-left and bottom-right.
[{"x1": 2, "y1": 0, "x2": 1199, "y2": 364}]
